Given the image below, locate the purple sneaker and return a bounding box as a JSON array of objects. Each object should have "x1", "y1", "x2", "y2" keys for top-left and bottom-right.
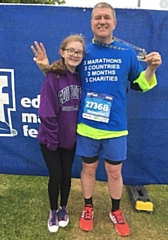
[
  {"x1": 58, "y1": 206, "x2": 69, "y2": 227},
  {"x1": 48, "y1": 210, "x2": 59, "y2": 233}
]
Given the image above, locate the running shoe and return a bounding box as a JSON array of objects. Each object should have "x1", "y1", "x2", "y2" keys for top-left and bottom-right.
[
  {"x1": 80, "y1": 204, "x2": 94, "y2": 231},
  {"x1": 109, "y1": 209, "x2": 130, "y2": 236}
]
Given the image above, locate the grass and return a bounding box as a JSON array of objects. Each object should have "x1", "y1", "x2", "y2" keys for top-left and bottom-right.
[{"x1": 0, "y1": 174, "x2": 168, "y2": 240}]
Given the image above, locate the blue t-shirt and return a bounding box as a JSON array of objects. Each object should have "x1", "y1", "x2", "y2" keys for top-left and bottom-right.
[{"x1": 77, "y1": 40, "x2": 143, "y2": 132}]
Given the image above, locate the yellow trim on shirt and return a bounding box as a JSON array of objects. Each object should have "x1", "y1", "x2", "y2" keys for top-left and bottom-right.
[
  {"x1": 77, "y1": 123, "x2": 128, "y2": 140},
  {"x1": 134, "y1": 71, "x2": 157, "y2": 92}
]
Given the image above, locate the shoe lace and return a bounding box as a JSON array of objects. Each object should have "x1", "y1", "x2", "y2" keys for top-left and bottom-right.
[
  {"x1": 113, "y1": 211, "x2": 125, "y2": 224},
  {"x1": 84, "y1": 205, "x2": 93, "y2": 220}
]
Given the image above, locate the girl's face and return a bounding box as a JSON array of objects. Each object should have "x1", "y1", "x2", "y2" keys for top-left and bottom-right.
[{"x1": 60, "y1": 41, "x2": 84, "y2": 73}]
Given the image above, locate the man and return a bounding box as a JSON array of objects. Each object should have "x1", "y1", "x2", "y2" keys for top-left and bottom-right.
[{"x1": 31, "y1": 2, "x2": 162, "y2": 237}]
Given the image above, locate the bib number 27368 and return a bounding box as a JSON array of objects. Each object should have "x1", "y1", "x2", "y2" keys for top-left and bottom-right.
[{"x1": 82, "y1": 91, "x2": 113, "y2": 123}]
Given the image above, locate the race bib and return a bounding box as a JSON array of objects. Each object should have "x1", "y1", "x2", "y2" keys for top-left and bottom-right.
[{"x1": 82, "y1": 91, "x2": 113, "y2": 123}]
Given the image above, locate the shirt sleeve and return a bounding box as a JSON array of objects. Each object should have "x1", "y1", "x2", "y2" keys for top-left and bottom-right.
[
  {"x1": 38, "y1": 73, "x2": 59, "y2": 151},
  {"x1": 131, "y1": 70, "x2": 157, "y2": 92}
]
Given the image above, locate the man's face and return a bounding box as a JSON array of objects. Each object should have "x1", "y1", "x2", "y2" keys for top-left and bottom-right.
[{"x1": 91, "y1": 7, "x2": 117, "y2": 43}]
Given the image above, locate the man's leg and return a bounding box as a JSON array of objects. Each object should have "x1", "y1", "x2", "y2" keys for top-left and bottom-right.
[
  {"x1": 105, "y1": 161, "x2": 123, "y2": 201},
  {"x1": 76, "y1": 134, "x2": 100, "y2": 231},
  {"x1": 81, "y1": 159, "x2": 98, "y2": 200},
  {"x1": 102, "y1": 136, "x2": 130, "y2": 237},
  {"x1": 80, "y1": 158, "x2": 98, "y2": 231},
  {"x1": 105, "y1": 161, "x2": 130, "y2": 237}
]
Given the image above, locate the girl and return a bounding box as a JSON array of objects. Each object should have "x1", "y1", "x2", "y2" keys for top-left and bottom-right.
[{"x1": 33, "y1": 35, "x2": 85, "y2": 233}]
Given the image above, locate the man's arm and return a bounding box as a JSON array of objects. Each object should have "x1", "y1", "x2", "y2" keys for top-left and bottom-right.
[
  {"x1": 144, "y1": 52, "x2": 162, "y2": 84},
  {"x1": 31, "y1": 41, "x2": 50, "y2": 75},
  {"x1": 130, "y1": 51, "x2": 162, "y2": 92}
]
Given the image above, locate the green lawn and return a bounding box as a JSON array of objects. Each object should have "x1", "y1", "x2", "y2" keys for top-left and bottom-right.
[{"x1": 0, "y1": 174, "x2": 168, "y2": 240}]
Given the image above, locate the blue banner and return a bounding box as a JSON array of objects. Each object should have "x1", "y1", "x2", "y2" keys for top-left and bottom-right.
[{"x1": 0, "y1": 4, "x2": 167, "y2": 185}]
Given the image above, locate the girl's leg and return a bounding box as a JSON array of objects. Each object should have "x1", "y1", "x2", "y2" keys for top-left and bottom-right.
[
  {"x1": 40, "y1": 144, "x2": 62, "y2": 210},
  {"x1": 59, "y1": 147, "x2": 75, "y2": 207}
]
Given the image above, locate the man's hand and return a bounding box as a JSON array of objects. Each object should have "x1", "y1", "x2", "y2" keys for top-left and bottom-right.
[
  {"x1": 145, "y1": 52, "x2": 162, "y2": 71},
  {"x1": 144, "y1": 52, "x2": 162, "y2": 83},
  {"x1": 31, "y1": 41, "x2": 50, "y2": 74}
]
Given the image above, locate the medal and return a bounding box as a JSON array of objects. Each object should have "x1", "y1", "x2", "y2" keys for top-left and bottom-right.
[
  {"x1": 137, "y1": 49, "x2": 147, "y2": 61},
  {"x1": 115, "y1": 37, "x2": 147, "y2": 61}
]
